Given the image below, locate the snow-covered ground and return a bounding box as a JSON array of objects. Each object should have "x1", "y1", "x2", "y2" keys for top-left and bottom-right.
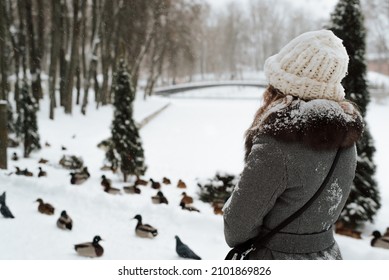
[{"x1": 1, "y1": 84, "x2": 389, "y2": 259}]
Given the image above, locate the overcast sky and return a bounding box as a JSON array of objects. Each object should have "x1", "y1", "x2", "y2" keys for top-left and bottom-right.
[{"x1": 206, "y1": 0, "x2": 338, "y2": 20}]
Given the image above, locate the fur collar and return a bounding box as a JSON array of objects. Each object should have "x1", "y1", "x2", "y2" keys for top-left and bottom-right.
[{"x1": 245, "y1": 97, "x2": 364, "y2": 161}]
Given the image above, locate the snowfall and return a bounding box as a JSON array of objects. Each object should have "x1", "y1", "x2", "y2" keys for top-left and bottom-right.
[{"x1": 1, "y1": 73, "x2": 389, "y2": 260}]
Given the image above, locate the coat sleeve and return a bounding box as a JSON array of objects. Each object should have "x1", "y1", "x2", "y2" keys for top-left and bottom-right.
[{"x1": 223, "y1": 140, "x2": 287, "y2": 248}]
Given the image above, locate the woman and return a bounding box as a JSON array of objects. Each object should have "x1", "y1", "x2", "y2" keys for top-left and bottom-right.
[{"x1": 223, "y1": 30, "x2": 364, "y2": 260}]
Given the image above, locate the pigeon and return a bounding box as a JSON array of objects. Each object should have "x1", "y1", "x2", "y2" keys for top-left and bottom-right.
[
  {"x1": 175, "y1": 236, "x2": 201, "y2": 260},
  {"x1": 0, "y1": 192, "x2": 15, "y2": 219}
]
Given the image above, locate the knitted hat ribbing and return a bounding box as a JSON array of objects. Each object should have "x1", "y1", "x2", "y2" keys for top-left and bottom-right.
[{"x1": 264, "y1": 30, "x2": 349, "y2": 101}]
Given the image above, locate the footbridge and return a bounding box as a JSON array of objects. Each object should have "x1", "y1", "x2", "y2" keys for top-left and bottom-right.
[{"x1": 153, "y1": 80, "x2": 267, "y2": 96}]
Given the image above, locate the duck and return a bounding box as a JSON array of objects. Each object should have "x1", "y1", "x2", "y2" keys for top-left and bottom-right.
[
  {"x1": 14, "y1": 167, "x2": 33, "y2": 177},
  {"x1": 180, "y1": 192, "x2": 193, "y2": 205},
  {"x1": 80, "y1": 167, "x2": 90, "y2": 178},
  {"x1": 104, "y1": 185, "x2": 121, "y2": 195},
  {"x1": 11, "y1": 152, "x2": 18, "y2": 161},
  {"x1": 74, "y1": 235, "x2": 104, "y2": 258},
  {"x1": 162, "y1": 177, "x2": 171, "y2": 185},
  {"x1": 35, "y1": 198, "x2": 55, "y2": 215},
  {"x1": 133, "y1": 214, "x2": 158, "y2": 238},
  {"x1": 371, "y1": 231, "x2": 389, "y2": 249},
  {"x1": 135, "y1": 176, "x2": 149, "y2": 186},
  {"x1": 70, "y1": 167, "x2": 90, "y2": 184},
  {"x1": 57, "y1": 210, "x2": 73, "y2": 230},
  {"x1": 0, "y1": 192, "x2": 15, "y2": 219},
  {"x1": 101, "y1": 175, "x2": 112, "y2": 188},
  {"x1": 175, "y1": 236, "x2": 201, "y2": 260},
  {"x1": 151, "y1": 191, "x2": 168, "y2": 204},
  {"x1": 150, "y1": 178, "x2": 161, "y2": 189},
  {"x1": 180, "y1": 202, "x2": 200, "y2": 212},
  {"x1": 61, "y1": 145, "x2": 67, "y2": 150},
  {"x1": 45, "y1": 141, "x2": 51, "y2": 147},
  {"x1": 70, "y1": 172, "x2": 88, "y2": 185},
  {"x1": 123, "y1": 185, "x2": 141, "y2": 194},
  {"x1": 177, "y1": 179, "x2": 187, "y2": 189},
  {"x1": 38, "y1": 158, "x2": 49, "y2": 164},
  {"x1": 23, "y1": 168, "x2": 33, "y2": 177},
  {"x1": 38, "y1": 167, "x2": 47, "y2": 177}
]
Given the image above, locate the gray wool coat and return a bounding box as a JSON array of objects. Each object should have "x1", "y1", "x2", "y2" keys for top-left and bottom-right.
[{"x1": 223, "y1": 135, "x2": 357, "y2": 260}]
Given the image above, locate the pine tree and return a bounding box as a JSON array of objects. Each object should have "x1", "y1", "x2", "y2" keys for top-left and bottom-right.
[
  {"x1": 110, "y1": 60, "x2": 146, "y2": 181},
  {"x1": 329, "y1": 0, "x2": 380, "y2": 228},
  {"x1": 15, "y1": 80, "x2": 41, "y2": 157}
]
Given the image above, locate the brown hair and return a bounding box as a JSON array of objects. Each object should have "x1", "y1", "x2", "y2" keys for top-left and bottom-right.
[
  {"x1": 244, "y1": 86, "x2": 287, "y2": 160},
  {"x1": 244, "y1": 86, "x2": 363, "y2": 161}
]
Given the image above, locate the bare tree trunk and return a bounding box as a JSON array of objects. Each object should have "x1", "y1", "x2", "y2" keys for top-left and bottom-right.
[
  {"x1": 59, "y1": 0, "x2": 68, "y2": 107},
  {"x1": 48, "y1": 0, "x2": 61, "y2": 120},
  {"x1": 5, "y1": 0, "x2": 20, "y2": 106},
  {"x1": 81, "y1": 43, "x2": 99, "y2": 114},
  {"x1": 76, "y1": 64, "x2": 81, "y2": 105},
  {"x1": 36, "y1": 0, "x2": 45, "y2": 72},
  {"x1": 25, "y1": 0, "x2": 42, "y2": 101},
  {"x1": 99, "y1": 0, "x2": 114, "y2": 106},
  {"x1": 81, "y1": 0, "x2": 102, "y2": 115},
  {"x1": 64, "y1": 0, "x2": 81, "y2": 114},
  {"x1": 80, "y1": 0, "x2": 87, "y2": 80},
  {"x1": 17, "y1": 0, "x2": 28, "y2": 112},
  {"x1": 0, "y1": 0, "x2": 8, "y2": 101}
]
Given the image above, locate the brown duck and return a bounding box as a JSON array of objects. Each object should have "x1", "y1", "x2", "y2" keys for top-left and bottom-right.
[
  {"x1": 36, "y1": 198, "x2": 55, "y2": 215},
  {"x1": 151, "y1": 191, "x2": 168, "y2": 204},
  {"x1": 57, "y1": 210, "x2": 73, "y2": 230},
  {"x1": 150, "y1": 178, "x2": 161, "y2": 189},
  {"x1": 135, "y1": 176, "x2": 148, "y2": 186},
  {"x1": 74, "y1": 236, "x2": 104, "y2": 258},
  {"x1": 38, "y1": 158, "x2": 49, "y2": 164},
  {"x1": 180, "y1": 192, "x2": 193, "y2": 205},
  {"x1": 133, "y1": 214, "x2": 158, "y2": 238},
  {"x1": 162, "y1": 177, "x2": 171, "y2": 185},
  {"x1": 177, "y1": 179, "x2": 187, "y2": 189}
]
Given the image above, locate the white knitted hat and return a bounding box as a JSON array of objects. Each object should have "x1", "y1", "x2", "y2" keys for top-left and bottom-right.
[{"x1": 264, "y1": 30, "x2": 349, "y2": 101}]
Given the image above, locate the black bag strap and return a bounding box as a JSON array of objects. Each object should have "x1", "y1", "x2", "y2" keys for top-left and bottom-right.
[{"x1": 251, "y1": 147, "x2": 343, "y2": 250}]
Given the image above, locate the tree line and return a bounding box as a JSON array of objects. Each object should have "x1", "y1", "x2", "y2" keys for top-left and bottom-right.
[{"x1": 0, "y1": 0, "x2": 386, "y2": 120}]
